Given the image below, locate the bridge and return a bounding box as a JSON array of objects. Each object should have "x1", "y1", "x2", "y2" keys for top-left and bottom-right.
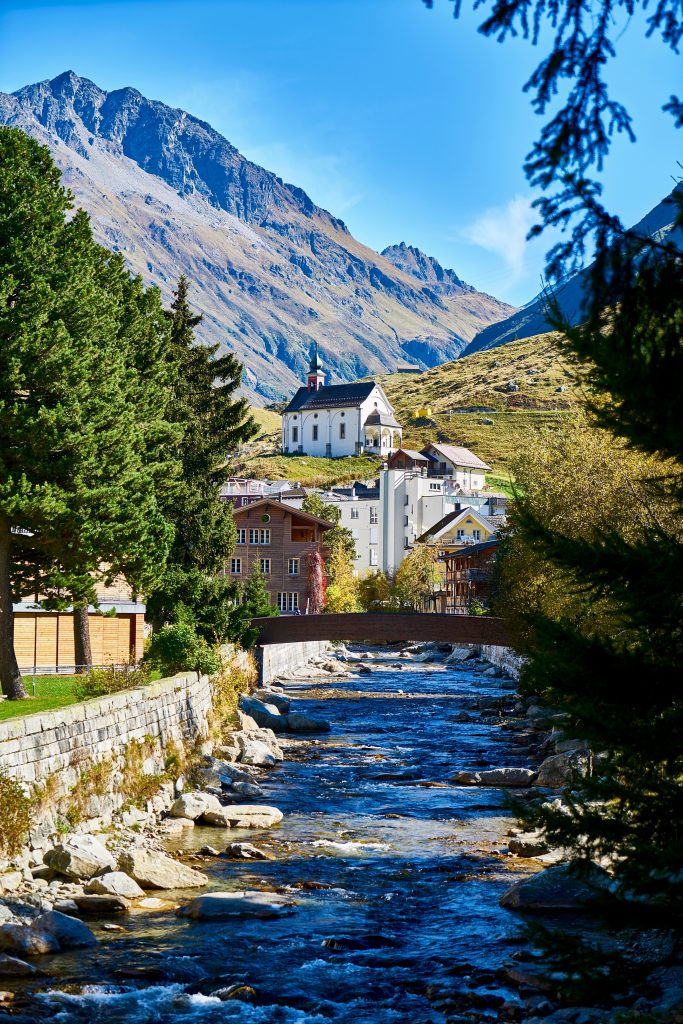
[{"x1": 250, "y1": 612, "x2": 510, "y2": 647}]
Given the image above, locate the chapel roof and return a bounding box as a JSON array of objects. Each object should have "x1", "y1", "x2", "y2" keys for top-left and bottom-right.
[{"x1": 284, "y1": 381, "x2": 377, "y2": 413}]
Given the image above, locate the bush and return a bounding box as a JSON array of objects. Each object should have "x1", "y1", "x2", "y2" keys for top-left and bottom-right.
[
  {"x1": 147, "y1": 623, "x2": 220, "y2": 677},
  {"x1": 0, "y1": 772, "x2": 31, "y2": 857},
  {"x1": 74, "y1": 663, "x2": 150, "y2": 701}
]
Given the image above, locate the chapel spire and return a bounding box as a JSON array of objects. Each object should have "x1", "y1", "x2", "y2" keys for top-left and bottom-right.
[{"x1": 307, "y1": 342, "x2": 326, "y2": 391}]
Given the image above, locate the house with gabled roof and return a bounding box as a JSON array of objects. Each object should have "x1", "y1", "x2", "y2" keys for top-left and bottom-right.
[
  {"x1": 416, "y1": 505, "x2": 499, "y2": 555},
  {"x1": 421, "y1": 442, "x2": 491, "y2": 490},
  {"x1": 282, "y1": 344, "x2": 402, "y2": 458},
  {"x1": 229, "y1": 497, "x2": 334, "y2": 613}
]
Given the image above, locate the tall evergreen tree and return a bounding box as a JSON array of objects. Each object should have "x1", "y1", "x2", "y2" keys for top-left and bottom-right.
[{"x1": 145, "y1": 277, "x2": 257, "y2": 640}]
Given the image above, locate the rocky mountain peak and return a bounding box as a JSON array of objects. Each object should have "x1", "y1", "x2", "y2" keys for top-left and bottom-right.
[
  {"x1": 0, "y1": 71, "x2": 515, "y2": 402},
  {"x1": 381, "y1": 242, "x2": 466, "y2": 291}
]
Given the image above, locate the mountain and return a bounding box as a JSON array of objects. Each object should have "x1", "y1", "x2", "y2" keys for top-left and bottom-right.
[
  {"x1": 463, "y1": 189, "x2": 683, "y2": 357},
  {"x1": 0, "y1": 72, "x2": 515, "y2": 402}
]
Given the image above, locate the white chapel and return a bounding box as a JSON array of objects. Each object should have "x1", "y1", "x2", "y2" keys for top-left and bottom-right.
[{"x1": 282, "y1": 344, "x2": 403, "y2": 458}]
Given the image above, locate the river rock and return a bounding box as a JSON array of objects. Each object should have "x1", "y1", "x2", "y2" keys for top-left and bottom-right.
[
  {"x1": 286, "y1": 712, "x2": 331, "y2": 734},
  {"x1": 499, "y1": 863, "x2": 611, "y2": 911},
  {"x1": 211, "y1": 762, "x2": 254, "y2": 785},
  {"x1": 214, "y1": 740, "x2": 241, "y2": 762},
  {"x1": 534, "y1": 751, "x2": 590, "y2": 788},
  {"x1": 44, "y1": 835, "x2": 115, "y2": 881},
  {"x1": 237, "y1": 710, "x2": 260, "y2": 732},
  {"x1": 225, "y1": 843, "x2": 273, "y2": 860},
  {"x1": 0, "y1": 954, "x2": 40, "y2": 976},
  {"x1": 237, "y1": 733, "x2": 279, "y2": 767},
  {"x1": 176, "y1": 890, "x2": 293, "y2": 920},
  {"x1": 168, "y1": 792, "x2": 223, "y2": 821},
  {"x1": 230, "y1": 781, "x2": 263, "y2": 799},
  {"x1": 204, "y1": 805, "x2": 283, "y2": 829},
  {"x1": 446, "y1": 647, "x2": 476, "y2": 663},
  {"x1": 73, "y1": 894, "x2": 130, "y2": 914},
  {"x1": 85, "y1": 872, "x2": 145, "y2": 899},
  {"x1": 452, "y1": 768, "x2": 538, "y2": 787},
  {"x1": 33, "y1": 910, "x2": 97, "y2": 948},
  {"x1": 0, "y1": 923, "x2": 60, "y2": 956},
  {"x1": 252, "y1": 689, "x2": 290, "y2": 713},
  {"x1": 508, "y1": 832, "x2": 549, "y2": 857},
  {"x1": 239, "y1": 696, "x2": 287, "y2": 733},
  {"x1": 118, "y1": 850, "x2": 208, "y2": 890}
]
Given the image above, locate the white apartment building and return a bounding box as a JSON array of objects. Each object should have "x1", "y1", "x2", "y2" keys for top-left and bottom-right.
[
  {"x1": 308, "y1": 485, "x2": 381, "y2": 575},
  {"x1": 379, "y1": 468, "x2": 450, "y2": 575}
]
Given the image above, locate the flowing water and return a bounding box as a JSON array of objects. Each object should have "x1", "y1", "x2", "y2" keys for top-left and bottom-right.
[{"x1": 13, "y1": 647, "x2": 536, "y2": 1023}]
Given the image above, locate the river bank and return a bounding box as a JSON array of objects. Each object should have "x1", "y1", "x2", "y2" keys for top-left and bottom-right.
[{"x1": 0, "y1": 644, "x2": 680, "y2": 1022}]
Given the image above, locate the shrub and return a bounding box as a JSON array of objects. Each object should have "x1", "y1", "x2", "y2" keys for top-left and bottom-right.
[
  {"x1": 0, "y1": 772, "x2": 31, "y2": 857},
  {"x1": 74, "y1": 663, "x2": 150, "y2": 701},
  {"x1": 147, "y1": 623, "x2": 220, "y2": 677}
]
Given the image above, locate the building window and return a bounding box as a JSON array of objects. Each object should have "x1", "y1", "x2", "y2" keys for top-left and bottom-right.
[
  {"x1": 429, "y1": 483, "x2": 441, "y2": 491},
  {"x1": 404, "y1": 495, "x2": 409, "y2": 505},
  {"x1": 292, "y1": 426, "x2": 299, "y2": 443},
  {"x1": 260, "y1": 529, "x2": 270, "y2": 544},
  {"x1": 457, "y1": 529, "x2": 466, "y2": 540},
  {"x1": 230, "y1": 558, "x2": 241, "y2": 575},
  {"x1": 369, "y1": 526, "x2": 378, "y2": 544},
  {"x1": 370, "y1": 507, "x2": 378, "y2": 524},
  {"x1": 288, "y1": 558, "x2": 300, "y2": 576},
  {"x1": 277, "y1": 592, "x2": 299, "y2": 611},
  {"x1": 260, "y1": 558, "x2": 271, "y2": 575},
  {"x1": 312, "y1": 425, "x2": 318, "y2": 441},
  {"x1": 339, "y1": 422, "x2": 346, "y2": 440},
  {"x1": 473, "y1": 529, "x2": 481, "y2": 541},
  {"x1": 404, "y1": 538, "x2": 410, "y2": 548},
  {"x1": 236, "y1": 529, "x2": 246, "y2": 544},
  {"x1": 351, "y1": 508, "x2": 359, "y2": 519},
  {"x1": 370, "y1": 549, "x2": 378, "y2": 566}
]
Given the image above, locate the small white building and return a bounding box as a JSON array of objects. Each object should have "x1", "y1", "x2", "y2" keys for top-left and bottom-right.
[
  {"x1": 282, "y1": 344, "x2": 402, "y2": 458},
  {"x1": 422, "y1": 442, "x2": 491, "y2": 491}
]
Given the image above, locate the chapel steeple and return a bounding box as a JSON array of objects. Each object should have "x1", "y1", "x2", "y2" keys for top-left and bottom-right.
[{"x1": 307, "y1": 342, "x2": 326, "y2": 391}]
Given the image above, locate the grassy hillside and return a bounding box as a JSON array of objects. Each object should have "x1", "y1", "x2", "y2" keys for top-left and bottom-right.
[{"x1": 237, "y1": 333, "x2": 584, "y2": 486}]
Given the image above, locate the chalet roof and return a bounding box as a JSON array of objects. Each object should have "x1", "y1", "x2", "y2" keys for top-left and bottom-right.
[
  {"x1": 284, "y1": 381, "x2": 376, "y2": 413},
  {"x1": 232, "y1": 496, "x2": 334, "y2": 529},
  {"x1": 442, "y1": 539, "x2": 500, "y2": 562},
  {"x1": 391, "y1": 448, "x2": 428, "y2": 461},
  {"x1": 421, "y1": 442, "x2": 492, "y2": 472},
  {"x1": 416, "y1": 506, "x2": 497, "y2": 543}
]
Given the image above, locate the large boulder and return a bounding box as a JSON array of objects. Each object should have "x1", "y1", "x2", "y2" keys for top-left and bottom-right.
[
  {"x1": 508, "y1": 832, "x2": 549, "y2": 858},
  {"x1": 239, "y1": 696, "x2": 287, "y2": 734},
  {"x1": 44, "y1": 835, "x2": 115, "y2": 880},
  {"x1": 118, "y1": 850, "x2": 208, "y2": 890},
  {"x1": 252, "y1": 689, "x2": 290, "y2": 714},
  {"x1": 32, "y1": 911, "x2": 97, "y2": 949},
  {"x1": 286, "y1": 713, "x2": 330, "y2": 734},
  {"x1": 0, "y1": 923, "x2": 59, "y2": 956},
  {"x1": 452, "y1": 768, "x2": 538, "y2": 787},
  {"x1": 499, "y1": 863, "x2": 611, "y2": 911},
  {"x1": 73, "y1": 895, "x2": 130, "y2": 914},
  {"x1": 85, "y1": 871, "x2": 145, "y2": 899},
  {"x1": 230, "y1": 781, "x2": 263, "y2": 799},
  {"x1": 446, "y1": 647, "x2": 476, "y2": 664},
  {"x1": 237, "y1": 734, "x2": 279, "y2": 767},
  {"x1": 177, "y1": 890, "x2": 293, "y2": 920},
  {"x1": 168, "y1": 792, "x2": 223, "y2": 821},
  {"x1": 534, "y1": 750, "x2": 590, "y2": 788},
  {"x1": 203, "y1": 805, "x2": 283, "y2": 829}
]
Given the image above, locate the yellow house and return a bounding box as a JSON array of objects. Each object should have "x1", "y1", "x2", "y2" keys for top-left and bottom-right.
[{"x1": 416, "y1": 506, "x2": 498, "y2": 557}]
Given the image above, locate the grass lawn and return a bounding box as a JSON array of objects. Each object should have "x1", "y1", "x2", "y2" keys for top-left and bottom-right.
[
  {"x1": 238, "y1": 451, "x2": 383, "y2": 487},
  {"x1": 0, "y1": 676, "x2": 81, "y2": 720},
  {"x1": 0, "y1": 669, "x2": 164, "y2": 721}
]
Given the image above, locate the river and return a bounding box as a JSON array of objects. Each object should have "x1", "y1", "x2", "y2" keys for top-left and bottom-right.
[{"x1": 16, "y1": 646, "x2": 535, "y2": 1022}]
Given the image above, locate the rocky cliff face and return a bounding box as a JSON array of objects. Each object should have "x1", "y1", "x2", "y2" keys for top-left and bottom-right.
[{"x1": 0, "y1": 71, "x2": 515, "y2": 402}]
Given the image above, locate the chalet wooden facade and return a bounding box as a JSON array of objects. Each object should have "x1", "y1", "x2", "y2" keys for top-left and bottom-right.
[
  {"x1": 230, "y1": 498, "x2": 333, "y2": 612},
  {"x1": 444, "y1": 539, "x2": 499, "y2": 614}
]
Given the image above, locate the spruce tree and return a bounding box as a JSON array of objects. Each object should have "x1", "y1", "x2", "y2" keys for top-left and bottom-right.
[{"x1": 146, "y1": 276, "x2": 257, "y2": 640}]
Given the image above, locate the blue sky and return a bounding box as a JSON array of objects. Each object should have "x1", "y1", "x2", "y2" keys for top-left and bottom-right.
[{"x1": 0, "y1": 0, "x2": 680, "y2": 305}]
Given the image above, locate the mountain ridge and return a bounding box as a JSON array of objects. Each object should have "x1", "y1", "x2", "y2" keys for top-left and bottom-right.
[{"x1": 0, "y1": 71, "x2": 515, "y2": 401}]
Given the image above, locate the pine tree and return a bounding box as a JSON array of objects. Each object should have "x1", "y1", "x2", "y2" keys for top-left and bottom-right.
[{"x1": 146, "y1": 276, "x2": 257, "y2": 640}]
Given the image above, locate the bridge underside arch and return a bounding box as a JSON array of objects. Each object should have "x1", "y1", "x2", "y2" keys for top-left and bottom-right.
[{"x1": 250, "y1": 613, "x2": 510, "y2": 647}]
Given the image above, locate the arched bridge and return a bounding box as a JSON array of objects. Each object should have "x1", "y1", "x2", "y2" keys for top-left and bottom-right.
[{"x1": 250, "y1": 613, "x2": 510, "y2": 647}]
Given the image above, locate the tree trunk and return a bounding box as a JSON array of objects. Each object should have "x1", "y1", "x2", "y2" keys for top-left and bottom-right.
[
  {"x1": 0, "y1": 519, "x2": 27, "y2": 699},
  {"x1": 73, "y1": 601, "x2": 92, "y2": 672}
]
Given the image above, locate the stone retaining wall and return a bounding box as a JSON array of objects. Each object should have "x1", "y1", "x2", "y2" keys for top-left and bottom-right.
[
  {"x1": 477, "y1": 644, "x2": 525, "y2": 681},
  {"x1": 259, "y1": 640, "x2": 331, "y2": 684},
  {"x1": 0, "y1": 671, "x2": 215, "y2": 845}
]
